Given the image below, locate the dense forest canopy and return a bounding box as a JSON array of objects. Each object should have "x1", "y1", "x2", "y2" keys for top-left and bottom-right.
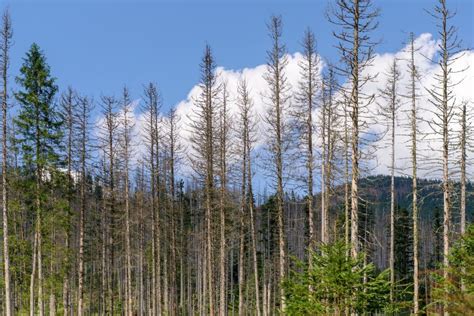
[{"x1": 0, "y1": 0, "x2": 473, "y2": 315}]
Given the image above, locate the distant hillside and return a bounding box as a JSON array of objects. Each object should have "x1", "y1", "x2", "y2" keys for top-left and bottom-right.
[{"x1": 358, "y1": 175, "x2": 474, "y2": 221}]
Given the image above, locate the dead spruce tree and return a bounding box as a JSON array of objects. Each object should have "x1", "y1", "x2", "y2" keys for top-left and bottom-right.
[
  {"x1": 240, "y1": 79, "x2": 261, "y2": 315},
  {"x1": 293, "y1": 28, "x2": 319, "y2": 258},
  {"x1": 97, "y1": 95, "x2": 119, "y2": 315},
  {"x1": 404, "y1": 32, "x2": 422, "y2": 314},
  {"x1": 459, "y1": 100, "x2": 471, "y2": 235},
  {"x1": 329, "y1": 0, "x2": 379, "y2": 258},
  {"x1": 217, "y1": 83, "x2": 230, "y2": 316},
  {"x1": 164, "y1": 106, "x2": 182, "y2": 315},
  {"x1": 377, "y1": 58, "x2": 401, "y2": 303},
  {"x1": 142, "y1": 83, "x2": 162, "y2": 315},
  {"x1": 59, "y1": 87, "x2": 77, "y2": 316},
  {"x1": 320, "y1": 66, "x2": 339, "y2": 244},
  {"x1": 0, "y1": 9, "x2": 12, "y2": 316},
  {"x1": 263, "y1": 15, "x2": 291, "y2": 310},
  {"x1": 76, "y1": 94, "x2": 92, "y2": 316},
  {"x1": 189, "y1": 44, "x2": 220, "y2": 316},
  {"x1": 118, "y1": 87, "x2": 134, "y2": 316},
  {"x1": 426, "y1": 1, "x2": 465, "y2": 311}
]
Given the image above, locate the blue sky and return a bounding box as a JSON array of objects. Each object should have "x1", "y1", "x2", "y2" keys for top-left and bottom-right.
[{"x1": 5, "y1": 0, "x2": 474, "y2": 111}]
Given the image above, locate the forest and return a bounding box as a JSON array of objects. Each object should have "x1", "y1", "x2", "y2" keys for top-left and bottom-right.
[{"x1": 0, "y1": 0, "x2": 473, "y2": 315}]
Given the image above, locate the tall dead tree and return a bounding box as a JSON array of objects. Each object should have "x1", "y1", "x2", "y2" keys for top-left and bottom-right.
[
  {"x1": 142, "y1": 83, "x2": 162, "y2": 316},
  {"x1": 294, "y1": 29, "x2": 319, "y2": 257},
  {"x1": 119, "y1": 87, "x2": 134, "y2": 316},
  {"x1": 329, "y1": 0, "x2": 379, "y2": 258},
  {"x1": 76, "y1": 95, "x2": 92, "y2": 316},
  {"x1": 426, "y1": 2, "x2": 464, "y2": 312},
  {"x1": 0, "y1": 9, "x2": 12, "y2": 316},
  {"x1": 320, "y1": 67, "x2": 338, "y2": 244},
  {"x1": 378, "y1": 58, "x2": 401, "y2": 303},
  {"x1": 189, "y1": 45, "x2": 220, "y2": 316},
  {"x1": 165, "y1": 107, "x2": 181, "y2": 315},
  {"x1": 343, "y1": 93, "x2": 351, "y2": 253},
  {"x1": 263, "y1": 15, "x2": 290, "y2": 310},
  {"x1": 237, "y1": 79, "x2": 261, "y2": 315},
  {"x1": 217, "y1": 84, "x2": 230, "y2": 316},
  {"x1": 59, "y1": 87, "x2": 76, "y2": 316},
  {"x1": 459, "y1": 101, "x2": 469, "y2": 236},
  {"x1": 406, "y1": 32, "x2": 421, "y2": 314},
  {"x1": 98, "y1": 95, "x2": 119, "y2": 315}
]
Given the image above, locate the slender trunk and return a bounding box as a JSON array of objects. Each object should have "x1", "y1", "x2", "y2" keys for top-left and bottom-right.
[
  {"x1": 35, "y1": 107, "x2": 44, "y2": 316},
  {"x1": 123, "y1": 101, "x2": 133, "y2": 316},
  {"x1": 441, "y1": 6, "x2": 450, "y2": 314},
  {"x1": 409, "y1": 33, "x2": 420, "y2": 315},
  {"x1": 460, "y1": 102, "x2": 466, "y2": 235},
  {"x1": 238, "y1": 215, "x2": 244, "y2": 316},
  {"x1": 78, "y1": 99, "x2": 87, "y2": 316},
  {"x1": 389, "y1": 100, "x2": 395, "y2": 303},
  {"x1": 321, "y1": 90, "x2": 327, "y2": 244},
  {"x1": 1, "y1": 10, "x2": 12, "y2": 315},
  {"x1": 247, "y1": 141, "x2": 260, "y2": 315},
  {"x1": 78, "y1": 172, "x2": 85, "y2": 316},
  {"x1": 350, "y1": 0, "x2": 360, "y2": 259},
  {"x1": 29, "y1": 226, "x2": 38, "y2": 316},
  {"x1": 238, "y1": 140, "x2": 246, "y2": 316},
  {"x1": 344, "y1": 103, "x2": 350, "y2": 255}
]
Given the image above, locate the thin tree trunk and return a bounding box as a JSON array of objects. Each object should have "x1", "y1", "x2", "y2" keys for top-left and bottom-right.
[
  {"x1": 218, "y1": 88, "x2": 228, "y2": 316},
  {"x1": 122, "y1": 90, "x2": 133, "y2": 316},
  {"x1": 389, "y1": 103, "x2": 395, "y2": 304},
  {"x1": 440, "y1": 4, "x2": 450, "y2": 313},
  {"x1": 344, "y1": 101, "x2": 350, "y2": 255},
  {"x1": 409, "y1": 32, "x2": 420, "y2": 315},
  {"x1": 238, "y1": 216, "x2": 244, "y2": 316},
  {"x1": 29, "y1": 226, "x2": 38, "y2": 316},
  {"x1": 1, "y1": 10, "x2": 12, "y2": 316},
  {"x1": 460, "y1": 102, "x2": 466, "y2": 235},
  {"x1": 350, "y1": 0, "x2": 360, "y2": 259}
]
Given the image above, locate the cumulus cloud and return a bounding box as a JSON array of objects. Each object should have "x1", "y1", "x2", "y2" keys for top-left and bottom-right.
[
  {"x1": 96, "y1": 33, "x2": 473, "y2": 183},
  {"x1": 169, "y1": 33, "x2": 473, "y2": 181}
]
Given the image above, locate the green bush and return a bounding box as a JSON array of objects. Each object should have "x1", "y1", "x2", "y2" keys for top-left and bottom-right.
[{"x1": 283, "y1": 241, "x2": 396, "y2": 315}]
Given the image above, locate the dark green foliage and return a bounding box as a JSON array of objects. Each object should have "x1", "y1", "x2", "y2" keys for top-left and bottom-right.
[
  {"x1": 14, "y1": 43, "x2": 62, "y2": 171},
  {"x1": 430, "y1": 224, "x2": 474, "y2": 315},
  {"x1": 283, "y1": 241, "x2": 393, "y2": 315},
  {"x1": 11, "y1": 42, "x2": 66, "y2": 314}
]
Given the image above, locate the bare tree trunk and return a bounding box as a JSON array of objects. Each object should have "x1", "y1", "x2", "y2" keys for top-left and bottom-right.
[
  {"x1": 344, "y1": 100, "x2": 350, "y2": 255},
  {"x1": 143, "y1": 84, "x2": 161, "y2": 316},
  {"x1": 349, "y1": 7, "x2": 360, "y2": 259},
  {"x1": 408, "y1": 32, "x2": 420, "y2": 315},
  {"x1": 389, "y1": 103, "x2": 395, "y2": 304},
  {"x1": 29, "y1": 226, "x2": 38, "y2": 316},
  {"x1": 238, "y1": 217, "x2": 244, "y2": 316},
  {"x1": 378, "y1": 59, "x2": 401, "y2": 304},
  {"x1": 439, "y1": 3, "x2": 451, "y2": 314},
  {"x1": 239, "y1": 80, "x2": 261, "y2": 316},
  {"x1": 218, "y1": 87, "x2": 229, "y2": 316},
  {"x1": 264, "y1": 16, "x2": 289, "y2": 310},
  {"x1": 329, "y1": 0, "x2": 379, "y2": 262},
  {"x1": 78, "y1": 96, "x2": 90, "y2": 316},
  {"x1": 121, "y1": 88, "x2": 134, "y2": 316},
  {"x1": 0, "y1": 10, "x2": 12, "y2": 316},
  {"x1": 321, "y1": 85, "x2": 327, "y2": 244},
  {"x1": 60, "y1": 88, "x2": 75, "y2": 316},
  {"x1": 460, "y1": 102, "x2": 466, "y2": 235},
  {"x1": 189, "y1": 46, "x2": 219, "y2": 315},
  {"x1": 36, "y1": 109, "x2": 44, "y2": 316}
]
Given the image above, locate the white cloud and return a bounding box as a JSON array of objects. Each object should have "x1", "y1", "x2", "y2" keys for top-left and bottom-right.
[
  {"x1": 95, "y1": 33, "x2": 473, "y2": 183},
  {"x1": 171, "y1": 33, "x2": 473, "y2": 181}
]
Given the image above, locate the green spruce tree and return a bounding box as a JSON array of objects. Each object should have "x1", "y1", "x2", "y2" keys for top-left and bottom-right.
[{"x1": 14, "y1": 43, "x2": 62, "y2": 316}]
